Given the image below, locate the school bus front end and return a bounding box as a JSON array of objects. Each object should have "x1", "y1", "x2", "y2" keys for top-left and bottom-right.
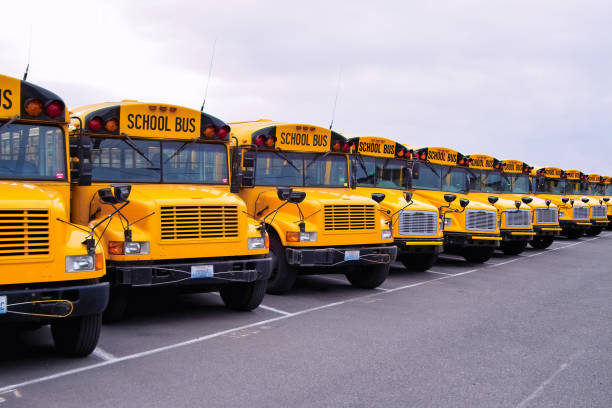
[
  {"x1": 581, "y1": 173, "x2": 610, "y2": 236},
  {"x1": 70, "y1": 102, "x2": 271, "y2": 321},
  {"x1": 532, "y1": 167, "x2": 591, "y2": 239},
  {"x1": 231, "y1": 121, "x2": 396, "y2": 294},
  {"x1": 562, "y1": 170, "x2": 608, "y2": 236},
  {"x1": 349, "y1": 137, "x2": 443, "y2": 271},
  {"x1": 500, "y1": 160, "x2": 561, "y2": 249},
  {"x1": 409, "y1": 147, "x2": 501, "y2": 263},
  {"x1": 0, "y1": 74, "x2": 107, "y2": 357},
  {"x1": 600, "y1": 176, "x2": 612, "y2": 228},
  {"x1": 465, "y1": 154, "x2": 535, "y2": 255}
]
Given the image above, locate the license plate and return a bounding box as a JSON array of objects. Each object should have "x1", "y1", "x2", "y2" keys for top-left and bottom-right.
[
  {"x1": 0, "y1": 296, "x2": 6, "y2": 314},
  {"x1": 190, "y1": 265, "x2": 214, "y2": 278},
  {"x1": 344, "y1": 250, "x2": 360, "y2": 261}
]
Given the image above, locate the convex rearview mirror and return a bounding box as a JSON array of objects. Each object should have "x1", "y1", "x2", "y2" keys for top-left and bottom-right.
[
  {"x1": 98, "y1": 184, "x2": 131, "y2": 204},
  {"x1": 371, "y1": 193, "x2": 385, "y2": 203}
]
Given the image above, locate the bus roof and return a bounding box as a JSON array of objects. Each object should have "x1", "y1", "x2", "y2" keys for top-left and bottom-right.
[
  {"x1": 500, "y1": 159, "x2": 534, "y2": 174},
  {"x1": 229, "y1": 119, "x2": 347, "y2": 153},
  {"x1": 413, "y1": 146, "x2": 469, "y2": 167},
  {"x1": 532, "y1": 166, "x2": 563, "y2": 178},
  {"x1": 466, "y1": 153, "x2": 502, "y2": 171},
  {"x1": 0, "y1": 73, "x2": 67, "y2": 123},
  {"x1": 348, "y1": 136, "x2": 410, "y2": 159},
  {"x1": 70, "y1": 101, "x2": 229, "y2": 142}
]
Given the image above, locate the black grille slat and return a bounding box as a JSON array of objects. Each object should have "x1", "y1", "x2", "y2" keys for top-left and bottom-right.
[
  {"x1": 160, "y1": 206, "x2": 239, "y2": 240},
  {"x1": 0, "y1": 209, "x2": 50, "y2": 257},
  {"x1": 324, "y1": 205, "x2": 376, "y2": 231}
]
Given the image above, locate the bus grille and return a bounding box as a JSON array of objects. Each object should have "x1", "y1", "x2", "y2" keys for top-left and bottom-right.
[
  {"x1": 572, "y1": 206, "x2": 589, "y2": 220},
  {"x1": 0, "y1": 209, "x2": 50, "y2": 257},
  {"x1": 160, "y1": 206, "x2": 239, "y2": 240},
  {"x1": 324, "y1": 205, "x2": 376, "y2": 231},
  {"x1": 398, "y1": 211, "x2": 437, "y2": 236},
  {"x1": 505, "y1": 209, "x2": 531, "y2": 227},
  {"x1": 465, "y1": 210, "x2": 497, "y2": 231},
  {"x1": 591, "y1": 205, "x2": 607, "y2": 218},
  {"x1": 535, "y1": 208, "x2": 557, "y2": 224}
]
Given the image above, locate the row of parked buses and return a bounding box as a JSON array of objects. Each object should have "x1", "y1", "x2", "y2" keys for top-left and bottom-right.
[{"x1": 1, "y1": 73, "x2": 610, "y2": 357}]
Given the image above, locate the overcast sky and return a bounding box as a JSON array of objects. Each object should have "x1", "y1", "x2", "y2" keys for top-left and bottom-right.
[{"x1": 2, "y1": 0, "x2": 611, "y2": 174}]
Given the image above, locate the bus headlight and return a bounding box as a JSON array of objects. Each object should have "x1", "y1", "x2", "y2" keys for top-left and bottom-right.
[
  {"x1": 381, "y1": 229, "x2": 392, "y2": 240},
  {"x1": 109, "y1": 241, "x2": 150, "y2": 255},
  {"x1": 248, "y1": 237, "x2": 266, "y2": 249},
  {"x1": 444, "y1": 218, "x2": 452, "y2": 227},
  {"x1": 559, "y1": 211, "x2": 565, "y2": 217},
  {"x1": 286, "y1": 232, "x2": 317, "y2": 242},
  {"x1": 66, "y1": 255, "x2": 95, "y2": 273}
]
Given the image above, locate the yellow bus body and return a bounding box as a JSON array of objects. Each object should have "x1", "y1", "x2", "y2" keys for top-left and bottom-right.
[
  {"x1": 230, "y1": 120, "x2": 396, "y2": 293},
  {"x1": 348, "y1": 136, "x2": 443, "y2": 271},
  {"x1": 69, "y1": 102, "x2": 271, "y2": 319},
  {"x1": 0, "y1": 74, "x2": 107, "y2": 356},
  {"x1": 408, "y1": 146, "x2": 501, "y2": 263},
  {"x1": 563, "y1": 171, "x2": 609, "y2": 235}
]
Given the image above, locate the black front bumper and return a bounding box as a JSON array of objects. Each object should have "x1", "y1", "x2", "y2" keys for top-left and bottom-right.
[
  {"x1": 0, "y1": 282, "x2": 109, "y2": 323},
  {"x1": 590, "y1": 218, "x2": 609, "y2": 226},
  {"x1": 395, "y1": 238, "x2": 444, "y2": 255},
  {"x1": 109, "y1": 256, "x2": 272, "y2": 288},
  {"x1": 533, "y1": 225, "x2": 562, "y2": 237},
  {"x1": 560, "y1": 220, "x2": 591, "y2": 230},
  {"x1": 284, "y1": 245, "x2": 397, "y2": 267},
  {"x1": 500, "y1": 229, "x2": 536, "y2": 242},
  {"x1": 444, "y1": 232, "x2": 501, "y2": 249}
]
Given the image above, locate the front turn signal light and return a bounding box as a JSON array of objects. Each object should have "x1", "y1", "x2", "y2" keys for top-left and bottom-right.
[
  {"x1": 108, "y1": 241, "x2": 124, "y2": 255},
  {"x1": 95, "y1": 253, "x2": 105, "y2": 270}
]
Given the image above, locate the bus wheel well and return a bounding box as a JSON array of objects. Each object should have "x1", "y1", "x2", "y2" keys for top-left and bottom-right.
[{"x1": 264, "y1": 223, "x2": 281, "y2": 241}]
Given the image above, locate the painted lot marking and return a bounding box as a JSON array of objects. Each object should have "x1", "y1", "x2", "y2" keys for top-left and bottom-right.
[
  {"x1": 427, "y1": 270, "x2": 453, "y2": 276},
  {"x1": 0, "y1": 234, "x2": 607, "y2": 394}
]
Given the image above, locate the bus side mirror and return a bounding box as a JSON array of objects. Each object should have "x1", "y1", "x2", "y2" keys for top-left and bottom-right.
[
  {"x1": 444, "y1": 194, "x2": 457, "y2": 203},
  {"x1": 98, "y1": 184, "x2": 131, "y2": 204},
  {"x1": 404, "y1": 192, "x2": 413, "y2": 203},
  {"x1": 69, "y1": 135, "x2": 93, "y2": 186},
  {"x1": 241, "y1": 150, "x2": 256, "y2": 187},
  {"x1": 488, "y1": 196, "x2": 499, "y2": 204},
  {"x1": 604, "y1": 197, "x2": 610, "y2": 202},
  {"x1": 411, "y1": 162, "x2": 420, "y2": 180},
  {"x1": 514, "y1": 200, "x2": 521, "y2": 209},
  {"x1": 230, "y1": 146, "x2": 242, "y2": 194},
  {"x1": 581, "y1": 197, "x2": 589, "y2": 203},
  {"x1": 287, "y1": 191, "x2": 306, "y2": 204},
  {"x1": 350, "y1": 158, "x2": 357, "y2": 189},
  {"x1": 459, "y1": 198, "x2": 469, "y2": 208},
  {"x1": 371, "y1": 193, "x2": 385, "y2": 203},
  {"x1": 522, "y1": 197, "x2": 533, "y2": 205},
  {"x1": 277, "y1": 187, "x2": 293, "y2": 201},
  {"x1": 561, "y1": 197, "x2": 569, "y2": 204},
  {"x1": 546, "y1": 199, "x2": 551, "y2": 207}
]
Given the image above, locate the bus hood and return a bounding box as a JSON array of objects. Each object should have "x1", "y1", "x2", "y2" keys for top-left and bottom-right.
[
  {"x1": 412, "y1": 190, "x2": 496, "y2": 212},
  {"x1": 125, "y1": 184, "x2": 246, "y2": 208},
  {"x1": 468, "y1": 192, "x2": 531, "y2": 211},
  {"x1": 0, "y1": 181, "x2": 64, "y2": 210},
  {"x1": 503, "y1": 194, "x2": 558, "y2": 209}
]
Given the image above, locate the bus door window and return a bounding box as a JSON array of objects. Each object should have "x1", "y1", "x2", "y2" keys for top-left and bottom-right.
[
  {"x1": 511, "y1": 174, "x2": 530, "y2": 194},
  {"x1": 442, "y1": 167, "x2": 469, "y2": 194},
  {"x1": 353, "y1": 156, "x2": 376, "y2": 187},
  {"x1": 92, "y1": 138, "x2": 160, "y2": 182},
  {"x1": 412, "y1": 162, "x2": 441, "y2": 190},
  {"x1": 304, "y1": 154, "x2": 347, "y2": 187},
  {"x1": 377, "y1": 159, "x2": 406, "y2": 189},
  {"x1": 254, "y1": 151, "x2": 303, "y2": 186},
  {"x1": 481, "y1": 170, "x2": 502, "y2": 193}
]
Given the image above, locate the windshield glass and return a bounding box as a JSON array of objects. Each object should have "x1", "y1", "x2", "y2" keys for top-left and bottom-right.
[
  {"x1": 510, "y1": 174, "x2": 530, "y2": 194},
  {"x1": 0, "y1": 123, "x2": 66, "y2": 181},
  {"x1": 91, "y1": 137, "x2": 228, "y2": 184},
  {"x1": 442, "y1": 167, "x2": 469, "y2": 194},
  {"x1": 588, "y1": 182, "x2": 602, "y2": 195},
  {"x1": 537, "y1": 178, "x2": 565, "y2": 194},
  {"x1": 565, "y1": 180, "x2": 581, "y2": 195},
  {"x1": 353, "y1": 157, "x2": 408, "y2": 190},
  {"x1": 412, "y1": 162, "x2": 442, "y2": 190},
  {"x1": 480, "y1": 170, "x2": 505, "y2": 193},
  {"x1": 605, "y1": 184, "x2": 612, "y2": 195},
  {"x1": 254, "y1": 151, "x2": 348, "y2": 187}
]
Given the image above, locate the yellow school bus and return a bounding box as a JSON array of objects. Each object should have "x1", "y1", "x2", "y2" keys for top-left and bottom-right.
[
  {"x1": 531, "y1": 167, "x2": 591, "y2": 239},
  {"x1": 500, "y1": 159, "x2": 561, "y2": 249},
  {"x1": 348, "y1": 137, "x2": 443, "y2": 271},
  {"x1": 465, "y1": 154, "x2": 535, "y2": 255},
  {"x1": 598, "y1": 176, "x2": 612, "y2": 228},
  {"x1": 230, "y1": 120, "x2": 397, "y2": 294},
  {"x1": 0, "y1": 74, "x2": 107, "y2": 356},
  {"x1": 70, "y1": 102, "x2": 271, "y2": 321},
  {"x1": 563, "y1": 170, "x2": 609, "y2": 236},
  {"x1": 408, "y1": 147, "x2": 501, "y2": 263}
]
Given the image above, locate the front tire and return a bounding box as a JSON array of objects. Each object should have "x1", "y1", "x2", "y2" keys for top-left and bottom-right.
[
  {"x1": 400, "y1": 254, "x2": 438, "y2": 272},
  {"x1": 220, "y1": 280, "x2": 267, "y2": 311},
  {"x1": 266, "y1": 235, "x2": 298, "y2": 295},
  {"x1": 500, "y1": 241, "x2": 528, "y2": 255},
  {"x1": 563, "y1": 229, "x2": 583, "y2": 239},
  {"x1": 103, "y1": 285, "x2": 130, "y2": 323},
  {"x1": 463, "y1": 247, "x2": 495, "y2": 263},
  {"x1": 51, "y1": 313, "x2": 102, "y2": 357},
  {"x1": 529, "y1": 236, "x2": 554, "y2": 249},
  {"x1": 345, "y1": 264, "x2": 389, "y2": 289},
  {"x1": 585, "y1": 226, "x2": 602, "y2": 236}
]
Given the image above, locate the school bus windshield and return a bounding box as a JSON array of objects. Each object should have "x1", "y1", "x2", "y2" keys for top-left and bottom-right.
[
  {"x1": 0, "y1": 122, "x2": 66, "y2": 181},
  {"x1": 254, "y1": 151, "x2": 348, "y2": 187},
  {"x1": 412, "y1": 163, "x2": 470, "y2": 194},
  {"x1": 565, "y1": 180, "x2": 588, "y2": 195},
  {"x1": 588, "y1": 182, "x2": 603, "y2": 195},
  {"x1": 353, "y1": 156, "x2": 408, "y2": 190},
  {"x1": 473, "y1": 170, "x2": 511, "y2": 193},
  {"x1": 509, "y1": 174, "x2": 530, "y2": 194},
  {"x1": 537, "y1": 179, "x2": 565, "y2": 194},
  {"x1": 91, "y1": 137, "x2": 228, "y2": 184},
  {"x1": 605, "y1": 184, "x2": 612, "y2": 195}
]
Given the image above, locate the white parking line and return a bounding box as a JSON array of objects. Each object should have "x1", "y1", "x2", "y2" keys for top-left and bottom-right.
[
  {"x1": 314, "y1": 275, "x2": 389, "y2": 291},
  {"x1": 427, "y1": 270, "x2": 453, "y2": 276},
  {"x1": 92, "y1": 347, "x2": 117, "y2": 362},
  {"x1": 0, "y1": 234, "x2": 606, "y2": 394},
  {"x1": 257, "y1": 305, "x2": 292, "y2": 316},
  {"x1": 488, "y1": 258, "x2": 521, "y2": 267}
]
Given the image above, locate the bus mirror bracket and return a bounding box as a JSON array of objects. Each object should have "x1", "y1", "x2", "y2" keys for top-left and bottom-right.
[
  {"x1": 230, "y1": 145, "x2": 243, "y2": 194},
  {"x1": 241, "y1": 150, "x2": 256, "y2": 187},
  {"x1": 69, "y1": 116, "x2": 93, "y2": 186}
]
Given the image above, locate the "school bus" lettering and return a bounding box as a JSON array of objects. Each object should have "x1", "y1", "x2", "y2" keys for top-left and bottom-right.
[
  {"x1": 126, "y1": 114, "x2": 196, "y2": 133},
  {"x1": 427, "y1": 150, "x2": 457, "y2": 164},
  {"x1": 279, "y1": 132, "x2": 328, "y2": 147},
  {"x1": 0, "y1": 89, "x2": 13, "y2": 110}
]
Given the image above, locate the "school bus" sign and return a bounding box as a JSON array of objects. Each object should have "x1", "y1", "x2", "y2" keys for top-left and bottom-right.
[
  {"x1": 502, "y1": 160, "x2": 524, "y2": 173},
  {"x1": 564, "y1": 170, "x2": 581, "y2": 180},
  {"x1": 354, "y1": 136, "x2": 396, "y2": 158},
  {"x1": 468, "y1": 154, "x2": 495, "y2": 170},
  {"x1": 0, "y1": 75, "x2": 21, "y2": 118},
  {"x1": 119, "y1": 104, "x2": 201, "y2": 139},
  {"x1": 274, "y1": 124, "x2": 332, "y2": 153},
  {"x1": 421, "y1": 147, "x2": 459, "y2": 166}
]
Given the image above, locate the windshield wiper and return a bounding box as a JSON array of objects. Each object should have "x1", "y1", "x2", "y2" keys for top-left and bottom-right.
[
  {"x1": 422, "y1": 161, "x2": 440, "y2": 178},
  {"x1": 272, "y1": 149, "x2": 300, "y2": 172},
  {"x1": 0, "y1": 116, "x2": 18, "y2": 132},
  {"x1": 164, "y1": 138, "x2": 199, "y2": 164},
  {"x1": 305, "y1": 151, "x2": 331, "y2": 169},
  {"x1": 120, "y1": 132, "x2": 155, "y2": 166}
]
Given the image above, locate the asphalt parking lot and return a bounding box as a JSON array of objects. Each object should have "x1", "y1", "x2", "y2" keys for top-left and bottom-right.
[{"x1": 1, "y1": 233, "x2": 611, "y2": 407}]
